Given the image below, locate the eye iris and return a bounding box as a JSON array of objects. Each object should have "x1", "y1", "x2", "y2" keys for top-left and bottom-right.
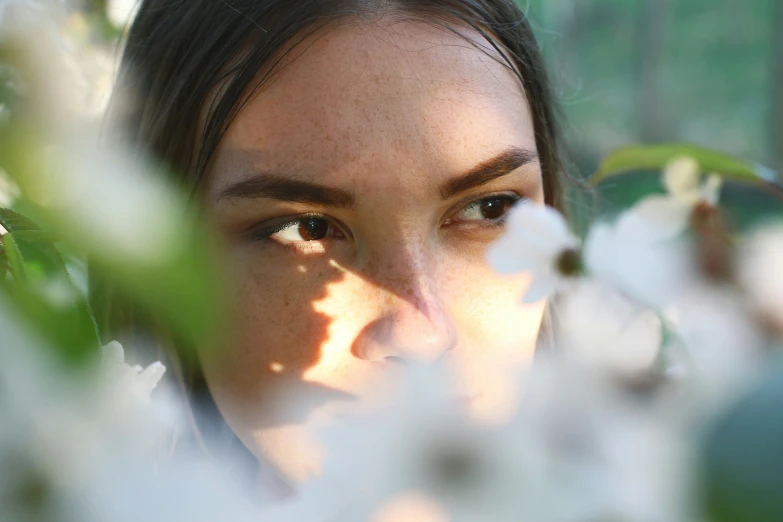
[
  {"x1": 480, "y1": 197, "x2": 511, "y2": 220},
  {"x1": 298, "y1": 217, "x2": 329, "y2": 241}
]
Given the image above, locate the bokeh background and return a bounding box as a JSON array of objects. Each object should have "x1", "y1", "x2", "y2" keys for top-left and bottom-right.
[{"x1": 525, "y1": 0, "x2": 780, "y2": 173}]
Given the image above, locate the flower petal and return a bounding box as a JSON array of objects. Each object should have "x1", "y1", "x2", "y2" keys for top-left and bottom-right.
[
  {"x1": 619, "y1": 196, "x2": 690, "y2": 242},
  {"x1": 521, "y1": 274, "x2": 557, "y2": 303},
  {"x1": 663, "y1": 156, "x2": 700, "y2": 202},
  {"x1": 487, "y1": 237, "x2": 546, "y2": 274},
  {"x1": 488, "y1": 201, "x2": 577, "y2": 276},
  {"x1": 700, "y1": 174, "x2": 723, "y2": 206},
  {"x1": 101, "y1": 340, "x2": 125, "y2": 365},
  {"x1": 507, "y1": 201, "x2": 577, "y2": 253}
]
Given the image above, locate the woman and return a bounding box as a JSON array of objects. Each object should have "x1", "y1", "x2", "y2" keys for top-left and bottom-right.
[{"x1": 105, "y1": 0, "x2": 566, "y2": 491}]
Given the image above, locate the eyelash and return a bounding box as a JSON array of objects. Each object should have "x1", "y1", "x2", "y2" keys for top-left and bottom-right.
[{"x1": 249, "y1": 193, "x2": 523, "y2": 246}]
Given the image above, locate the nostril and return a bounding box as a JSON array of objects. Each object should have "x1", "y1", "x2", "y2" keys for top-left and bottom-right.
[{"x1": 384, "y1": 355, "x2": 409, "y2": 366}]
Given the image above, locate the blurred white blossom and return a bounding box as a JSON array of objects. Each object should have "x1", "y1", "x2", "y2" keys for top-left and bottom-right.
[
  {"x1": 101, "y1": 340, "x2": 166, "y2": 404},
  {"x1": 555, "y1": 279, "x2": 662, "y2": 376},
  {"x1": 488, "y1": 201, "x2": 581, "y2": 303},
  {"x1": 513, "y1": 359, "x2": 693, "y2": 522},
  {"x1": 584, "y1": 209, "x2": 692, "y2": 308},
  {"x1": 302, "y1": 364, "x2": 549, "y2": 522},
  {"x1": 0, "y1": 297, "x2": 279, "y2": 522},
  {"x1": 739, "y1": 223, "x2": 783, "y2": 331},
  {"x1": 624, "y1": 156, "x2": 722, "y2": 243},
  {"x1": 23, "y1": 138, "x2": 189, "y2": 266},
  {"x1": 663, "y1": 285, "x2": 763, "y2": 398}
]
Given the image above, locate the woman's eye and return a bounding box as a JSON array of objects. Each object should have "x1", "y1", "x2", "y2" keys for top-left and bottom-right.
[
  {"x1": 452, "y1": 195, "x2": 521, "y2": 224},
  {"x1": 253, "y1": 216, "x2": 343, "y2": 243}
]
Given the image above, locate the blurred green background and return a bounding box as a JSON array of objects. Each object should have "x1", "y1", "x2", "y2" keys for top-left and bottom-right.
[
  {"x1": 523, "y1": 0, "x2": 780, "y2": 173},
  {"x1": 519, "y1": 0, "x2": 783, "y2": 227}
]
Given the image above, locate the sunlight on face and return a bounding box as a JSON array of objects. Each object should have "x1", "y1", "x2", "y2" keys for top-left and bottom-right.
[{"x1": 201, "y1": 19, "x2": 546, "y2": 483}]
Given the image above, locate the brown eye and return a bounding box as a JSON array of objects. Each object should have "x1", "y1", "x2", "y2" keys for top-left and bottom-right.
[
  {"x1": 298, "y1": 217, "x2": 330, "y2": 241},
  {"x1": 479, "y1": 197, "x2": 514, "y2": 220},
  {"x1": 255, "y1": 215, "x2": 343, "y2": 244},
  {"x1": 451, "y1": 195, "x2": 521, "y2": 224}
]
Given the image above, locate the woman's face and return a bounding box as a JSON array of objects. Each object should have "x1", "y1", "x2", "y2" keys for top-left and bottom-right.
[{"x1": 202, "y1": 20, "x2": 546, "y2": 483}]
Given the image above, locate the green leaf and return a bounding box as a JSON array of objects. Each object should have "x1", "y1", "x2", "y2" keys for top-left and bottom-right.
[
  {"x1": 85, "y1": 218, "x2": 225, "y2": 352},
  {"x1": 0, "y1": 207, "x2": 40, "y2": 233},
  {"x1": 11, "y1": 229, "x2": 59, "y2": 244},
  {"x1": 591, "y1": 143, "x2": 764, "y2": 187},
  {"x1": 2, "y1": 233, "x2": 26, "y2": 283},
  {"x1": 1, "y1": 138, "x2": 225, "y2": 353},
  {"x1": 13, "y1": 232, "x2": 68, "y2": 281},
  {"x1": 699, "y1": 360, "x2": 783, "y2": 522},
  {"x1": 0, "y1": 278, "x2": 101, "y2": 364}
]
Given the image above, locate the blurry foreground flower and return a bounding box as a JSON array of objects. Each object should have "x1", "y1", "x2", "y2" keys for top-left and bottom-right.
[
  {"x1": 556, "y1": 280, "x2": 662, "y2": 376},
  {"x1": 629, "y1": 156, "x2": 722, "y2": 242},
  {"x1": 101, "y1": 340, "x2": 166, "y2": 403},
  {"x1": 739, "y1": 223, "x2": 783, "y2": 332},
  {"x1": 663, "y1": 286, "x2": 762, "y2": 398},
  {"x1": 488, "y1": 201, "x2": 581, "y2": 303},
  {"x1": 302, "y1": 364, "x2": 547, "y2": 522},
  {"x1": 515, "y1": 360, "x2": 693, "y2": 522},
  {"x1": 584, "y1": 210, "x2": 691, "y2": 308},
  {"x1": 0, "y1": 296, "x2": 284, "y2": 522}
]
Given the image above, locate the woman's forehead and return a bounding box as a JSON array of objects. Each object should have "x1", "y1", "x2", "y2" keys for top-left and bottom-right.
[{"x1": 208, "y1": 20, "x2": 537, "y2": 198}]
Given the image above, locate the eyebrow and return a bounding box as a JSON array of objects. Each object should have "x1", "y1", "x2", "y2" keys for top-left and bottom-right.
[
  {"x1": 215, "y1": 147, "x2": 538, "y2": 207},
  {"x1": 438, "y1": 147, "x2": 538, "y2": 198},
  {"x1": 216, "y1": 173, "x2": 356, "y2": 209}
]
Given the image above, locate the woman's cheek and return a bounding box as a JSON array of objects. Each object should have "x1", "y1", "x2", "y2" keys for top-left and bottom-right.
[
  {"x1": 446, "y1": 262, "x2": 544, "y2": 425},
  {"x1": 205, "y1": 250, "x2": 347, "y2": 404}
]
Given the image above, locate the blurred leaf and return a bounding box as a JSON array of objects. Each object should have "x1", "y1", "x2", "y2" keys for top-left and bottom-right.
[
  {"x1": 591, "y1": 143, "x2": 763, "y2": 186},
  {"x1": 2, "y1": 233, "x2": 26, "y2": 283},
  {"x1": 699, "y1": 360, "x2": 783, "y2": 522},
  {"x1": 0, "y1": 207, "x2": 40, "y2": 233},
  {"x1": 0, "y1": 211, "x2": 99, "y2": 363},
  {"x1": 2, "y1": 142, "x2": 225, "y2": 352},
  {"x1": 85, "y1": 218, "x2": 224, "y2": 351},
  {"x1": 14, "y1": 233, "x2": 68, "y2": 280},
  {"x1": 0, "y1": 278, "x2": 100, "y2": 364},
  {"x1": 0, "y1": 247, "x2": 8, "y2": 278},
  {"x1": 1, "y1": 208, "x2": 70, "y2": 282},
  {"x1": 11, "y1": 229, "x2": 59, "y2": 244}
]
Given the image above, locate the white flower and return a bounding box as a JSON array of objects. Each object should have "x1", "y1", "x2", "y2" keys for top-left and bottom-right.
[
  {"x1": 738, "y1": 223, "x2": 783, "y2": 331},
  {"x1": 100, "y1": 341, "x2": 166, "y2": 403},
  {"x1": 488, "y1": 201, "x2": 581, "y2": 303},
  {"x1": 303, "y1": 364, "x2": 548, "y2": 522},
  {"x1": 664, "y1": 156, "x2": 722, "y2": 207},
  {"x1": 27, "y1": 137, "x2": 189, "y2": 266},
  {"x1": 662, "y1": 285, "x2": 763, "y2": 400},
  {"x1": 514, "y1": 360, "x2": 693, "y2": 522},
  {"x1": 555, "y1": 279, "x2": 663, "y2": 376},
  {"x1": 627, "y1": 156, "x2": 722, "y2": 242},
  {"x1": 584, "y1": 210, "x2": 692, "y2": 309}
]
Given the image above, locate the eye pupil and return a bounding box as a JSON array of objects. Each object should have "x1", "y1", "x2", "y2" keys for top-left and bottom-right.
[
  {"x1": 480, "y1": 197, "x2": 511, "y2": 220},
  {"x1": 298, "y1": 217, "x2": 329, "y2": 241}
]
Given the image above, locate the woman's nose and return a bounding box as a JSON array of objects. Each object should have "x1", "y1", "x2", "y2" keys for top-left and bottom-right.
[{"x1": 351, "y1": 252, "x2": 458, "y2": 364}]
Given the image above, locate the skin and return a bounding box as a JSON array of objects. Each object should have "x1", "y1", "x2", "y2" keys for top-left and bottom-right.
[{"x1": 201, "y1": 18, "x2": 547, "y2": 485}]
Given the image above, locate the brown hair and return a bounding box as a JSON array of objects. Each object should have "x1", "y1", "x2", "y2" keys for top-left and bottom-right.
[{"x1": 108, "y1": 0, "x2": 564, "y2": 207}]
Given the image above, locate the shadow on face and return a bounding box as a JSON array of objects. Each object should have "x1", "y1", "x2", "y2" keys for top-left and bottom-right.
[{"x1": 199, "y1": 17, "x2": 547, "y2": 482}]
